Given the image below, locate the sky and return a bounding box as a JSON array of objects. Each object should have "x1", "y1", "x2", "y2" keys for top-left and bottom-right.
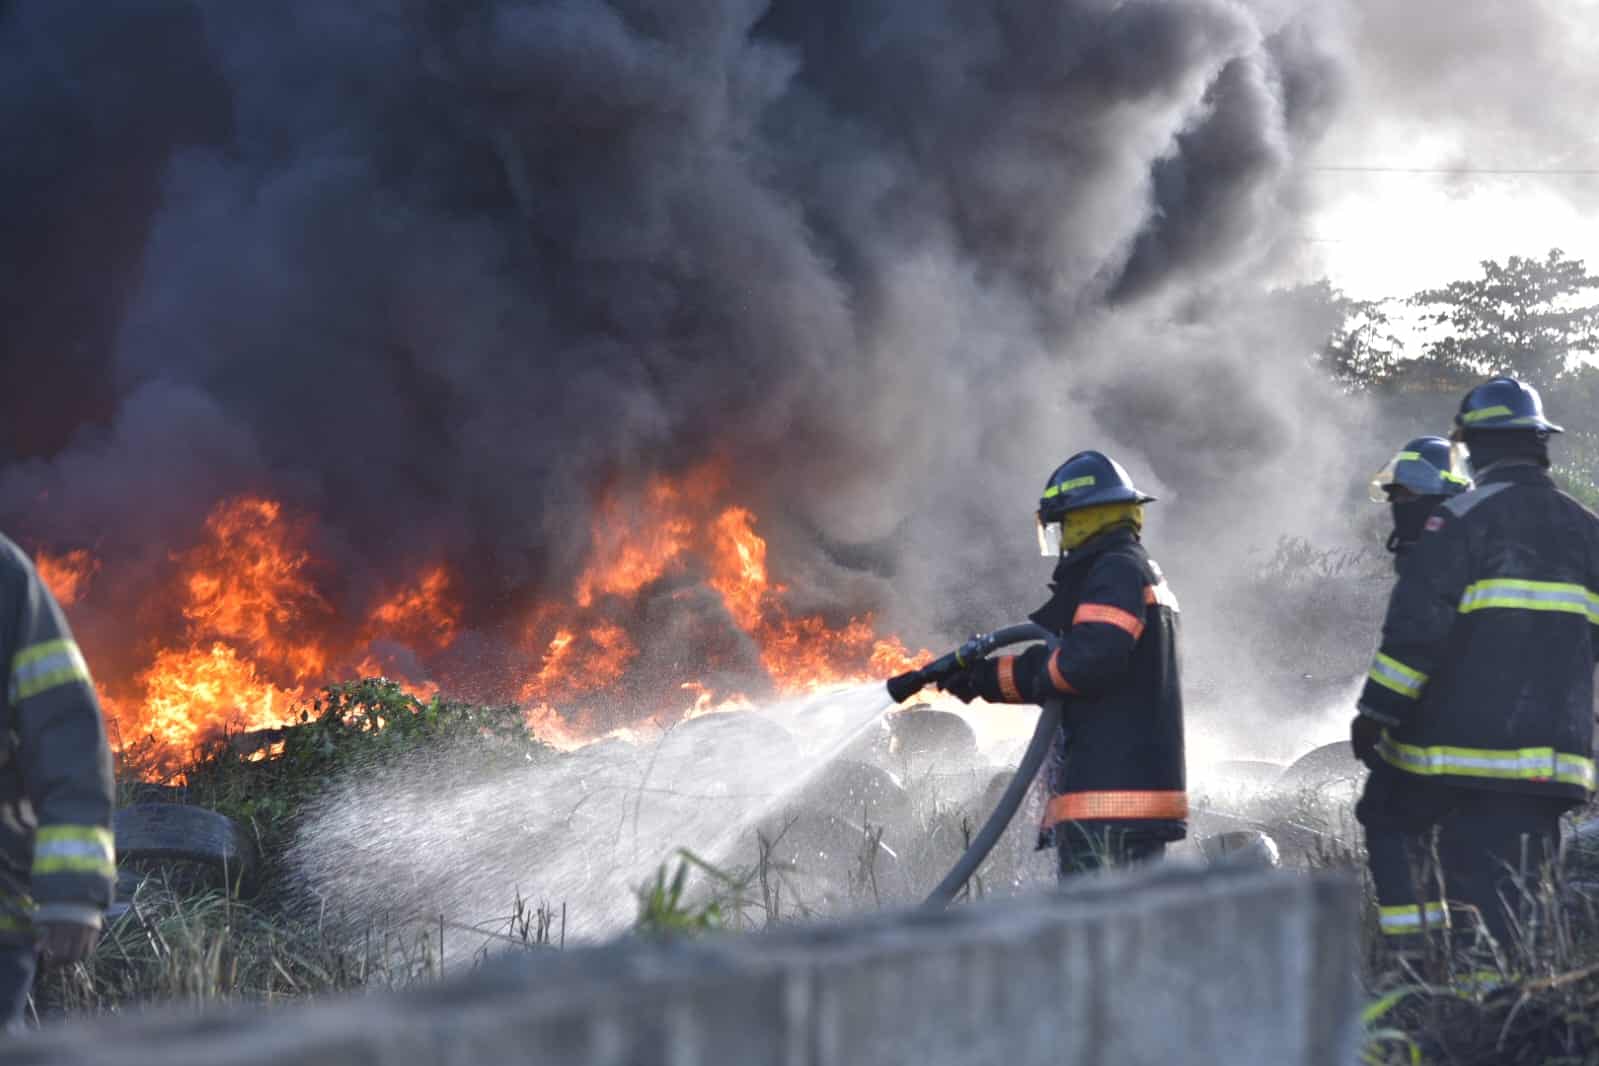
[{"x1": 1298, "y1": 0, "x2": 1599, "y2": 301}]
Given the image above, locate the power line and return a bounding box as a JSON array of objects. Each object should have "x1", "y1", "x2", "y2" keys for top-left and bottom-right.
[{"x1": 1311, "y1": 165, "x2": 1599, "y2": 176}]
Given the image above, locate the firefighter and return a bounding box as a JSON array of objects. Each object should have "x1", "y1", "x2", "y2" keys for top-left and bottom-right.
[
  {"x1": 0, "y1": 533, "x2": 115, "y2": 1033},
  {"x1": 1352, "y1": 376, "x2": 1599, "y2": 956},
  {"x1": 1367, "y1": 436, "x2": 1472, "y2": 560},
  {"x1": 939, "y1": 450, "x2": 1185, "y2": 877}
]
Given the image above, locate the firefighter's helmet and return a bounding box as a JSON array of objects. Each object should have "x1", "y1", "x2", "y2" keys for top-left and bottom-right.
[
  {"x1": 1368, "y1": 436, "x2": 1472, "y2": 503},
  {"x1": 1036, "y1": 451, "x2": 1154, "y2": 556},
  {"x1": 1453, "y1": 376, "x2": 1563, "y2": 437}
]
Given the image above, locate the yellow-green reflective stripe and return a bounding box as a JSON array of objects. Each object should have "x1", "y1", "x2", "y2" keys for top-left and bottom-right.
[
  {"x1": 0, "y1": 891, "x2": 34, "y2": 933},
  {"x1": 1367, "y1": 653, "x2": 1428, "y2": 699},
  {"x1": 1441, "y1": 471, "x2": 1471, "y2": 485},
  {"x1": 1556, "y1": 755, "x2": 1595, "y2": 788},
  {"x1": 36, "y1": 825, "x2": 114, "y2": 850},
  {"x1": 1378, "y1": 736, "x2": 1597, "y2": 788},
  {"x1": 1041, "y1": 476, "x2": 1096, "y2": 499},
  {"x1": 33, "y1": 825, "x2": 115, "y2": 879},
  {"x1": 34, "y1": 856, "x2": 115, "y2": 877},
  {"x1": 1379, "y1": 901, "x2": 1449, "y2": 933},
  {"x1": 1458, "y1": 578, "x2": 1599, "y2": 622},
  {"x1": 1395, "y1": 451, "x2": 1422, "y2": 461},
  {"x1": 9, "y1": 639, "x2": 93, "y2": 702},
  {"x1": 1462, "y1": 405, "x2": 1513, "y2": 423}
]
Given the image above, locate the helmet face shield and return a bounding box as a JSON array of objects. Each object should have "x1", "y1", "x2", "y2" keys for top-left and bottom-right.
[
  {"x1": 1450, "y1": 440, "x2": 1473, "y2": 481},
  {"x1": 1036, "y1": 514, "x2": 1063, "y2": 557},
  {"x1": 1370, "y1": 438, "x2": 1472, "y2": 502},
  {"x1": 1368, "y1": 455, "x2": 1402, "y2": 503}
]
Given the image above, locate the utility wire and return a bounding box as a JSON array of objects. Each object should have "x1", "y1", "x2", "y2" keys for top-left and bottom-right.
[{"x1": 1310, "y1": 165, "x2": 1599, "y2": 176}]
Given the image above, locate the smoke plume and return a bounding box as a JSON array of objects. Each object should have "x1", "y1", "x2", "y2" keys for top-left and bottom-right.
[{"x1": 1, "y1": 1, "x2": 1360, "y2": 713}]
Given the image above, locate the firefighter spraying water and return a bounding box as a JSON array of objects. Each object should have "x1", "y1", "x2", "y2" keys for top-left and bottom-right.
[{"x1": 886, "y1": 450, "x2": 1187, "y2": 895}]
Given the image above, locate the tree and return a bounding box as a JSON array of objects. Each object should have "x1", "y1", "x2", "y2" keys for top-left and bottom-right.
[
  {"x1": 1409, "y1": 249, "x2": 1599, "y2": 390},
  {"x1": 1319, "y1": 292, "x2": 1404, "y2": 391}
]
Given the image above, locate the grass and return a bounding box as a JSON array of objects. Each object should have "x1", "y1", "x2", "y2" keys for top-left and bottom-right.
[
  {"x1": 1316, "y1": 805, "x2": 1599, "y2": 1066},
  {"x1": 34, "y1": 871, "x2": 446, "y2": 1019},
  {"x1": 1355, "y1": 887, "x2": 1599, "y2": 1066}
]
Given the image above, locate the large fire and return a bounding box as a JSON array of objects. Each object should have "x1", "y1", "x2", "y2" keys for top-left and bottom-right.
[{"x1": 38, "y1": 463, "x2": 928, "y2": 778}]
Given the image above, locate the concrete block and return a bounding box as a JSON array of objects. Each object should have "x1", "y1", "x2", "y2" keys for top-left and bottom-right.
[{"x1": 8, "y1": 865, "x2": 1359, "y2": 1066}]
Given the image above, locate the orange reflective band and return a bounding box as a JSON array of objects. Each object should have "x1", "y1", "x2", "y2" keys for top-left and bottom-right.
[
  {"x1": 996, "y1": 655, "x2": 1022, "y2": 702},
  {"x1": 1073, "y1": 603, "x2": 1145, "y2": 640},
  {"x1": 1046, "y1": 649, "x2": 1077, "y2": 695},
  {"x1": 1045, "y1": 790, "x2": 1188, "y2": 826}
]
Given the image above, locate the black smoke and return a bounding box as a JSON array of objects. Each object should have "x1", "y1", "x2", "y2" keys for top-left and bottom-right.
[{"x1": 0, "y1": 0, "x2": 1355, "y2": 698}]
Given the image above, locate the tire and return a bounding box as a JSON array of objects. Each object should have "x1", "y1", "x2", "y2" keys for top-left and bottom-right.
[
  {"x1": 1199, "y1": 829, "x2": 1281, "y2": 869},
  {"x1": 788, "y1": 759, "x2": 911, "y2": 835},
  {"x1": 113, "y1": 803, "x2": 260, "y2": 898},
  {"x1": 1566, "y1": 818, "x2": 1599, "y2": 883},
  {"x1": 883, "y1": 708, "x2": 978, "y2": 773},
  {"x1": 648, "y1": 711, "x2": 801, "y2": 799},
  {"x1": 1278, "y1": 741, "x2": 1364, "y2": 792}
]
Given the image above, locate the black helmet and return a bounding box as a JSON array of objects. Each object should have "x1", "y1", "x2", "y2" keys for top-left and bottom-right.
[
  {"x1": 1368, "y1": 436, "x2": 1472, "y2": 502},
  {"x1": 1452, "y1": 376, "x2": 1563, "y2": 437},
  {"x1": 1037, "y1": 450, "x2": 1155, "y2": 521}
]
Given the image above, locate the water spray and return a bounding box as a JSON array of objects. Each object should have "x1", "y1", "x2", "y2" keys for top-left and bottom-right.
[{"x1": 885, "y1": 623, "x2": 1062, "y2": 908}]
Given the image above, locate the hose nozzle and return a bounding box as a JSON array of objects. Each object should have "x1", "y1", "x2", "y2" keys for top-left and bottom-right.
[{"x1": 885, "y1": 671, "x2": 926, "y2": 704}]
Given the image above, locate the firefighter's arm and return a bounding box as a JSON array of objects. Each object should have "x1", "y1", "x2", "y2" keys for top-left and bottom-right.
[
  {"x1": 970, "y1": 556, "x2": 1145, "y2": 705},
  {"x1": 1356, "y1": 514, "x2": 1470, "y2": 727},
  {"x1": 5, "y1": 559, "x2": 115, "y2": 929}
]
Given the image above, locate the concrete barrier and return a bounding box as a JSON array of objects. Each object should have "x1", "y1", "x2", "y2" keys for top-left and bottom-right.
[{"x1": 10, "y1": 864, "x2": 1360, "y2": 1066}]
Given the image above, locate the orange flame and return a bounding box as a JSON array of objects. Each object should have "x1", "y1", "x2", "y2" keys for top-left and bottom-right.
[
  {"x1": 368, "y1": 566, "x2": 460, "y2": 650},
  {"x1": 35, "y1": 549, "x2": 100, "y2": 607},
  {"x1": 90, "y1": 496, "x2": 465, "y2": 778},
  {"x1": 707, "y1": 507, "x2": 768, "y2": 632},
  {"x1": 520, "y1": 462, "x2": 934, "y2": 740},
  {"x1": 56, "y1": 460, "x2": 934, "y2": 776},
  {"x1": 180, "y1": 498, "x2": 329, "y2": 682},
  {"x1": 679, "y1": 681, "x2": 755, "y2": 719},
  {"x1": 574, "y1": 476, "x2": 703, "y2": 607}
]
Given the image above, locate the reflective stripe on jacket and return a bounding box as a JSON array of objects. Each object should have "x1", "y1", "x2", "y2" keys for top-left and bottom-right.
[
  {"x1": 0, "y1": 533, "x2": 116, "y2": 942},
  {"x1": 1356, "y1": 464, "x2": 1599, "y2": 803}
]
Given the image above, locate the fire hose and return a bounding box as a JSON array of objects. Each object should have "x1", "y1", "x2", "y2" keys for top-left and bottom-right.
[{"x1": 884, "y1": 623, "x2": 1063, "y2": 908}]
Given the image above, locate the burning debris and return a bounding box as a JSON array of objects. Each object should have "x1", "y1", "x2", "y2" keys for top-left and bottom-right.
[{"x1": 58, "y1": 468, "x2": 927, "y2": 777}]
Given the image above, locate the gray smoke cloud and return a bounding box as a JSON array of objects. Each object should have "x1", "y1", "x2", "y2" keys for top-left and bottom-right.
[
  {"x1": 0, "y1": 0, "x2": 1362, "y2": 708},
  {"x1": 1322, "y1": 0, "x2": 1599, "y2": 203}
]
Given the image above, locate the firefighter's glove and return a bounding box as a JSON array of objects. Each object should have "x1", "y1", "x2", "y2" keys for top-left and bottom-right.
[
  {"x1": 36, "y1": 921, "x2": 98, "y2": 965},
  {"x1": 937, "y1": 657, "x2": 1019, "y2": 704},
  {"x1": 1350, "y1": 714, "x2": 1384, "y2": 768},
  {"x1": 938, "y1": 668, "x2": 983, "y2": 704}
]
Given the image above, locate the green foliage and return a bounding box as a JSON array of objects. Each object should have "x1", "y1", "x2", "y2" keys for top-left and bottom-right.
[
  {"x1": 1554, "y1": 433, "x2": 1599, "y2": 512},
  {"x1": 1409, "y1": 249, "x2": 1599, "y2": 391},
  {"x1": 139, "y1": 678, "x2": 557, "y2": 869},
  {"x1": 633, "y1": 851, "x2": 729, "y2": 939},
  {"x1": 1551, "y1": 368, "x2": 1599, "y2": 510},
  {"x1": 1317, "y1": 288, "x2": 1406, "y2": 391}
]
